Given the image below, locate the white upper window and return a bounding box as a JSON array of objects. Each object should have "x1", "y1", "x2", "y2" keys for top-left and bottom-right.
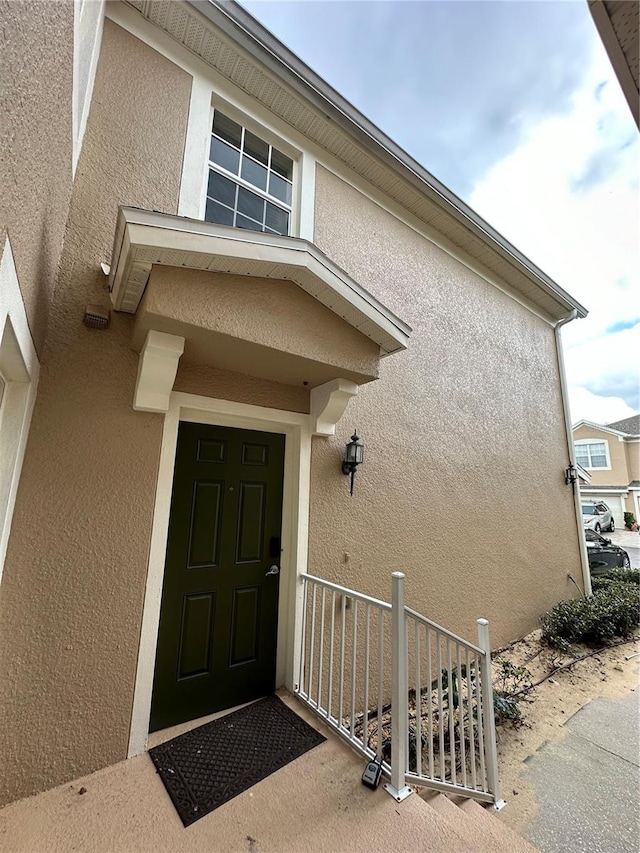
[
  {"x1": 575, "y1": 439, "x2": 610, "y2": 470},
  {"x1": 205, "y1": 110, "x2": 294, "y2": 236}
]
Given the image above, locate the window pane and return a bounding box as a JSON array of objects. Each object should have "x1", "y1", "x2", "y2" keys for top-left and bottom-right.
[
  {"x1": 237, "y1": 186, "x2": 265, "y2": 222},
  {"x1": 236, "y1": 214, "x2": 263, "y2": 232},
  {"x1": 265, "y1": 202, "x2": 289, "y2": 235},
  {"x1": 212, "y1": 112, "x2": 242, "y2": 148},
  {"x1": 244, "y1": 130, "x2": 269, "y2": 166},
  {"x1": 240, "y1": 155, "x2": 268, "y2": 191},
  {"x1": 271, "y1": 148, "x2": 293, "y2": 180},
  {"x1": 207, "y1": 171, "x2": 237, "y2": 208},
  {"x1": 205, "y1": 198, "x2": 234, "y2": 227},
  {"x1": 268, "y1": 172, "x2": 292, "y2": 204},
  {"x1": 590, "y1": 454, "x2": 607, "y2": 468},
  {"x1": 575, "y1": 446, "x2": 589, "y2": 464},
  {"x1": 210, "y1": 137, "x2": 240, "y2": 175}
]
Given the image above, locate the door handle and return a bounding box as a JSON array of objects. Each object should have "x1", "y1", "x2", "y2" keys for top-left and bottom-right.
[{"x1": 265, "y1": 565, "x2": 280, "y2": 576}]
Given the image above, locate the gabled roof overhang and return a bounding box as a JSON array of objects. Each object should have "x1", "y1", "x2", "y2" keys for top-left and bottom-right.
[{"x1": 108, "y1": 207, "x2": 411, "y2": 356}]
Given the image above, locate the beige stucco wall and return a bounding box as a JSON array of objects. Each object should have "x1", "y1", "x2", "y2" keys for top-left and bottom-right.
[
  {"x1": 0, "y1": 20, "x2": 192, "y2": 807},
  {"x1": 625, "y1": 440, "x2": 640, "y2": 482},
  {"x1": 573, "y1": 424, "x2": 629, "y2": 484},
  {"x1": 309, "y1": 166, "x2": 581, "y2": 648},
  {"x1": 174, "y1": 362, "x2": 310, "y2": 413},
  {"x1": 0, "y1": 0, "x2": 74, "y2": 353},
  {"x1": 134, "y1": 266, "x2": 380, "y2": 386}
]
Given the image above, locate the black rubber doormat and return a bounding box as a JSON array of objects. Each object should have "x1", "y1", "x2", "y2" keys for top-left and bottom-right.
[{"x1": 149, "y1": 695, "x2": 326, "y2": 827}]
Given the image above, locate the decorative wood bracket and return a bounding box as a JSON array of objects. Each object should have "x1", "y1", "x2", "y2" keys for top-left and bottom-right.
[
  {"x1": 309, "y1": 378, "x2": 358, "y2": 437},
  {"x1": 133, "y1": 330, "x2": 185, "y2": 413}
]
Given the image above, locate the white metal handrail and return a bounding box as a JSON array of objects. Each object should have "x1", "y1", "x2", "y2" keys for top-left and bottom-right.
[
  {"x1": 295, "y1": 571, "x2": 503, "y2": 808},
  {"x1": 296, "y1": 573, "x2": 392, "y2": 772}
]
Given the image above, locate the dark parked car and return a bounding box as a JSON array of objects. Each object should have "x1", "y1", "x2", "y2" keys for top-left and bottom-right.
[{"x1": 585, "y1": 529, "x2": 631, "y2": 575}]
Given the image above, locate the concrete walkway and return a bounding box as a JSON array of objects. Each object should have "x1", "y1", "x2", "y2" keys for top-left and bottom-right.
[
  {"x1": 0, "y1": 691, "x2": 520, "y2": 853},
  {"x1": 522, "y1": 689, "x2": 640, "y2": 852}
]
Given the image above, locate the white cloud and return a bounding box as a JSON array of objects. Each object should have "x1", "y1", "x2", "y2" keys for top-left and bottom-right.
[
  {"x1": 468, "y1": 43, "x2": 639, "y2": 421},
  {"x1": 568, "y1": 387, "x2": 635, "y2": 426}
]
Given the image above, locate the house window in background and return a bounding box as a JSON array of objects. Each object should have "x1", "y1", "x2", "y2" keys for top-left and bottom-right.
[
  {"x1": 205, "y1": 111, "x2": 293, "y2": 236},
  {"x1": 575, "y1": 440, "x2": 610, "y2": 469}
]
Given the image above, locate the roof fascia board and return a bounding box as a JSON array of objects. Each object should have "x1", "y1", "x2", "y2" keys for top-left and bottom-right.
[{"x1": 185, "y1": 0, "x2": 587, "y2": 318}]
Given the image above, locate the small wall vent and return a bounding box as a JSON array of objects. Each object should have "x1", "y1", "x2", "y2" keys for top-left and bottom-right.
[{"x1": 83, "y1": 305, "x2": 110, "y2": 330}]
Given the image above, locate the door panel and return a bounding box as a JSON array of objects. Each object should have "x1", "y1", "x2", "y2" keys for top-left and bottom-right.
[{"x1": 150, "y1": 422, "x2": 285, "y2": 732}]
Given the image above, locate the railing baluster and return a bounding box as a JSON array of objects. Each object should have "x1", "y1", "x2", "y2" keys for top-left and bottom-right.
[
  {"x1": 475, "y1": 652, "x2": 487, "y2": 790},
  {"x1": 466, "y1": 647, "x2": 477, "y2": 790},
  {"x1": 377, "y1": 610, "x2": 384, "y2": 761},
  {"x1": 298, "y1": 577, "x2": 308, "y2": 697},
  {"x1": 328, "y1": 590, "x2": 336, "y2": 722},
  {"x1": 414, "y1": 618, "x2": 422, "y2": 777},
  {"x1": 426, "y1": 626, "x2": 434, "y2": 779},
  {"x1": 447, "y1": 639, "x2": 456, "y2": 786},
  {"x1": 457, "y1": 643, "x2": 467, "y2": 789},
  {"x1": 437, "y1": 634, "x2": 445, "y2": 781},
  {"x1": 309, "y1": 584, "x2": 317, "y2": 706},
  {"x1": 339, "y1": 593, "x2": 346, "y2": 732},
  {"x1": 350, "y1": 600, "x2": 358, "y2": 739},
  {"x1": 363, "y1": 603, "x2": 371, "y2": 753},
  {"x1": 318, "y1": 588, "x2": 326, "y2": 714}
]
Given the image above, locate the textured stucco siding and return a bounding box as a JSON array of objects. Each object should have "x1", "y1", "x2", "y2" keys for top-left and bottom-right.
[
  {"x1": 134, "y1": 266, "x2": 380, "y2": 384},
  {"x1": 625, "y1": 441, "x2": 640, "y2": 483},
  {"x1": 573, "y1": 424, "x2": 630, "y2": 485},
  {"x1": 0, "y1": 20, "x2": 192, "y2": 807},
  {"x1": 310, "y1": 166, "x2": 581, "y2": 648},
  {"x1": 0, "y1": 0, "x2": 74, "y2": 353}
]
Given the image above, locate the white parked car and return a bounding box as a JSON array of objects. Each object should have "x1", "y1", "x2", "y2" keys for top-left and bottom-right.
[{"x1": 581, "y1": 501, "x2": 615, "y2": 534}]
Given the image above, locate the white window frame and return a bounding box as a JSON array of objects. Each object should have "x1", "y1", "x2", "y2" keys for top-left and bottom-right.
[
  {"x1": 0, "y1": 238, "x2": 40, "y2": 585},
  {"x1": 205, "y1": 107, "x2": 294, "y2": 236},
  {"x1": 574, "y1": 438, "x2": 611, "y2": 470}
]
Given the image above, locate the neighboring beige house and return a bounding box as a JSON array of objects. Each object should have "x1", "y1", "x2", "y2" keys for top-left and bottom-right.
[
  {"x1": 573, "y1": 415, "x2": 640, "y2": 526},
  {"x1": 1, "y1": 0, "x2": 589, "y2": 807},
  {"x1": 588, "y1": 0, "x2": 639, "y2": 127}
]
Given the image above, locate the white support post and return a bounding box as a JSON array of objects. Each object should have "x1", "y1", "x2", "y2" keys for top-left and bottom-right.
[
  {"x1": 384, "y1": 572, "x2": 413, "y2": 802},
  {"x1": 477, "y1": 618, "x2": 505, "y2": 810}
]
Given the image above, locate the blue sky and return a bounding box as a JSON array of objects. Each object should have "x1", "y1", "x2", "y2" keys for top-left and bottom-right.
[{"x1": 243, "y1": 0, "x2": 639, "y2": 424}]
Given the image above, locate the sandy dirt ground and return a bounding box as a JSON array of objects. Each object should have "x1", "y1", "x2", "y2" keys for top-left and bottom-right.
[{"x1": 492, "y1": 630, "x2": 640, "y2": 834}]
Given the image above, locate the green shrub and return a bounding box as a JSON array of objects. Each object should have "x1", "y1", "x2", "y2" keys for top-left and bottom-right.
[
  {"x1": 541, "y1": 578, "x2": 640, "y2": 651},
  {"x1": 624, "y1": 512, "x2": 637, "y2": 529},
  {"x1": 541, "y1": 598, "x2": 593, "y2": 651},
  {"x1": 596, "y1": 567, "x2": 640, "y2": 586}
]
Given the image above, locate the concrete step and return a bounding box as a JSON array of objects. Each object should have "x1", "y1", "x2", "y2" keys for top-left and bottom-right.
[{"x1": 418, "y1": 790, "x2": 539, "y2": 853}]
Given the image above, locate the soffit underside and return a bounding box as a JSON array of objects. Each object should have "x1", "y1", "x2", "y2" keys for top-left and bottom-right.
[{"x1": 121, "y1": 0, "x2": 587, "y2": 322}]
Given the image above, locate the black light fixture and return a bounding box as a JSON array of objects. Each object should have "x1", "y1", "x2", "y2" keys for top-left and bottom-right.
[
  {"x1": 342, "y1": 431, "x2": 364, "y2": 495},
  {"x1": 565, "y1": 462, "x2": 578, "y2": 489}
]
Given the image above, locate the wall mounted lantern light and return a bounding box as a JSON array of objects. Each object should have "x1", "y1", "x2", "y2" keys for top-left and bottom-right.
[
  {"x1": 342, "y1": 431, "x2": 364, "y2": 496},
  {"x1": 564, "y1": 462, "x2": 578, "y2": 490}
]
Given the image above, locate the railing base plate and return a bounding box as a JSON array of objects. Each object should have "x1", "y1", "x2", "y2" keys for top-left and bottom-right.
[
  {"x1": 383, "y1": 783, "x2": 413, "y2": 802},
  {"x1": 492, "y1": 799, "x2": 507, "y2": 811}
]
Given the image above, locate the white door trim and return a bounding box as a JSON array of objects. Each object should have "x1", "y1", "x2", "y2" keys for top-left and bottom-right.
[{"x1": 127, "y1": 391, "x2": 312, "y2": 758}]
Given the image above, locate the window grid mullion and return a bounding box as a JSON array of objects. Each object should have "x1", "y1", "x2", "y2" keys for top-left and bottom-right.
[{"x1": 208, "y1": 162, "x2": 290, "y2": 214}]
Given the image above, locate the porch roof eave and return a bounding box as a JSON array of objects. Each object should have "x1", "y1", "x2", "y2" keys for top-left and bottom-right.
[{"x1": 108, "y1": 207, "x2": 411, "y2": 357}]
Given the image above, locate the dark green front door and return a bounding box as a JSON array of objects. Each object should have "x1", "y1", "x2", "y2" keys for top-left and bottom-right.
[{"x1": 150, "y1": 422, "x2": 285, "y2": 732}]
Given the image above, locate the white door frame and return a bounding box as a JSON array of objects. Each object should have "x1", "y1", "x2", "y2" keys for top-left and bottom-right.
[{"x1": 127, "y1": 391, "x2": 312, "y2": 757}]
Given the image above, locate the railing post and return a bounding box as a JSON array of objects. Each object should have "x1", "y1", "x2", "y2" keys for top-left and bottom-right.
[
  {"x1": 384, "y1": 572, "x2": 413, "y2": 802},
  {"x1": 477, "y1": 618, "x2": 505, "y2": 810}
]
